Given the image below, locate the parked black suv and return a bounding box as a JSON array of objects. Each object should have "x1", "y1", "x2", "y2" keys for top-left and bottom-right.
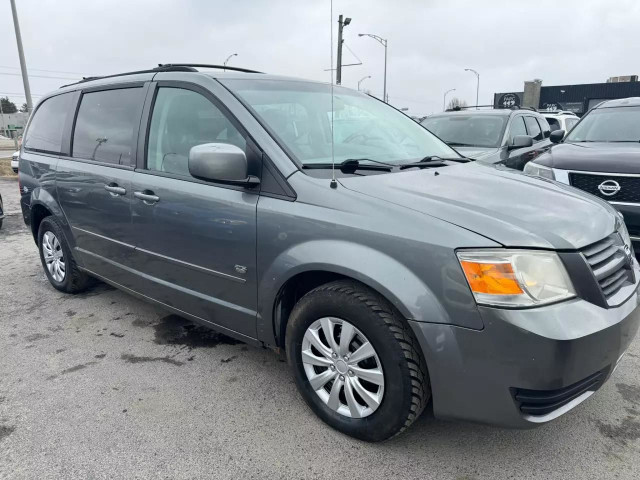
[
  {"x1": 525, "y1": 97, "x2": 640, "y2": 253},
  {"x1": 421, "y1": 107, "x2": 552, "y2": 170}
]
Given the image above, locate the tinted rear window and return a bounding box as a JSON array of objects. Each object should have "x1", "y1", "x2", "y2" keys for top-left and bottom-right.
[
  {"x1": 24, "y1": 93, "x2": 74, "y2": 154},
  {"x1": 72, "y1": 87, "x2": 143, "y2": 165}
]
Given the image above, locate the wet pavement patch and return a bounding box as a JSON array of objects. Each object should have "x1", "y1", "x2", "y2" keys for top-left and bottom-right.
[
  {"x1": 65, "y1": 310, "x2": 77, "y2": 317},
  {"x1": 95, "y1": 353, "x2": 107, "y2": 359},
  {"x1": 121, "y1": 353, "x2": 184, "y2": 367},
  {"x1": 153, "y1": 315, "x2": 243, "y2": 349},
  {"x1": 0, "y1": 425, "x2": 15, "y2": 442},
  {"x1": 24, "y1": 333, "x2": 49, "y2": 342},
  {"x1": 598, "y1": 417, "x2": 640, "y2": 445},
  {"x1": 60, "y1": 362, "x2": 97, "y2": 376},
  {"x1": 221, "y1": 355, "x2": 237, "y2": 363},
  {"x1": 110, "y1": 332, "x2": 125, "y2": 338},
  {"x1": 616, "y1": 383, "x2": 640, "y2": 405}
]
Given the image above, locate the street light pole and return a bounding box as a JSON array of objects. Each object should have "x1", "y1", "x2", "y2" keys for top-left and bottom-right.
[
  {"x1": 357, "y1": 75, "x2": 371, "y2": 91},
  {"x1": 465, "y1": 68, "x2": 480, "y2": 109},
  {"x1": 358, "y1": 33, "x2": 388, "y2": 103},
  {"x1": 9, "y1": 0, "x2": 33, "y2": 112},
  {"x1": 443, "y1": 88, "x2": 456, "y2": 110}
]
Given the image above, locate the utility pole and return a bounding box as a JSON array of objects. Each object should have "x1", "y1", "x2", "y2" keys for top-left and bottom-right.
[
  {"x1": 9, "y1": 0, "x2": 33, "y2": 112},
  {"x1": 336, "y1": 15, "x2": 351, "y2": 85}
]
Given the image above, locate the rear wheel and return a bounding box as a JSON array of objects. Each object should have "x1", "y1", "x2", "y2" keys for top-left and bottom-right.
[
  {"x1": 286, "y1": 280, "x2": 430, "y2": 441},
  {"x1": 38, "y1": 216, "x2": 90, "y2": 293}
]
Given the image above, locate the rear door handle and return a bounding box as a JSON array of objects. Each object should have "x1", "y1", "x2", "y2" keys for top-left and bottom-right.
[
  {"x1": 134, "y1": 190, "x2": 160, "y2": 204},
  {"x1": 104, "y1": 183, "x2": 126, "y2": 196}
]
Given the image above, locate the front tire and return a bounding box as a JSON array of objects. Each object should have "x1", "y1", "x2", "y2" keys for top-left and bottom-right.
[
  {"x1": 38, "y1": 216, "x2": 90, "y2": 293},
  {"x1": 286, "y1": 280, "x2": 430, "y2": 441}
]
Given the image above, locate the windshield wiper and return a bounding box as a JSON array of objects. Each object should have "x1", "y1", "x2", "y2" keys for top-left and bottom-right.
[
  {"x1": 398, "y1": 155, "x2": 470, "y2": 170},
  {"x1": 302, "y1": 159, "x2": 393, "y2": 173},
  {"x1": 447, "y1": 142, "x2": 477, "y2": 147}
]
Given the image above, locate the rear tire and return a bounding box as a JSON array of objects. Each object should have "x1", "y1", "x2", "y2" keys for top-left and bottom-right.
[
  {"x1": 286, "y1": 280, "x2": 430, "y2": 442},
  {"x1": 38, "y1": 216, "x2": 90, "y2": 293}
]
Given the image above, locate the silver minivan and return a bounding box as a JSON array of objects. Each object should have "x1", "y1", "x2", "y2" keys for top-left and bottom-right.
[{"x1": 18, "y1": 64, "x2": 640, "y2": 441}]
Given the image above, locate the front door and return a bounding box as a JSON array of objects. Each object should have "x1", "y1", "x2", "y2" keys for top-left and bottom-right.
[
  {"x1": 57, "y1": 85, "x2": 147, "y2": 285},
  {"x1": 128, "y1": 84, "x2": 259, "y2": 338}
]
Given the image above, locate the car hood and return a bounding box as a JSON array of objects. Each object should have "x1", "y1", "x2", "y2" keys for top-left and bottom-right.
[
  {"x1": 339, "y1": 162, "x2": 616, "y2": 249},
  {"x1": 536, "y1": 142, "x2": 640, "y2": 173},
  {"x1": 454, "y1": 146, "x2": 499, "y2": 161}
]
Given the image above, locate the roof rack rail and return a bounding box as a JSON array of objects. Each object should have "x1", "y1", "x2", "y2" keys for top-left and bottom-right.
[
  {"x1": 157, "y1": 63, "x2": 264, "y2": 74},
  {"x1": 445, "y1": 104, "x2": 495, "y2": 111},
  {"x1": 60, "y1": 63, "x2": 263, "y2": 89},
  {"x1": 508, "y1": 105, "x2": 537, "y2": 111}
]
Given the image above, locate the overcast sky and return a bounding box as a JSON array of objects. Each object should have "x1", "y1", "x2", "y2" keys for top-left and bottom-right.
[{"x1": 1, "y1": 0, "x2": 639, "y2": 115}]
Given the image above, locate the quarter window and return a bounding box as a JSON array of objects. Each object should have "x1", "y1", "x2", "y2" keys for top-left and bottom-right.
[
  {"x1": 146, "y1": 87, "x2": 246, "y2": 177},
  {"x1": 524, "y1": 116, "x2": 543, "y2": 142},
  {"x1": 24, "y1": 93, "x2": 74, "y2": 154},
  {"x1": 72, "y1": 87, "x2": 143, "y2": 165}
]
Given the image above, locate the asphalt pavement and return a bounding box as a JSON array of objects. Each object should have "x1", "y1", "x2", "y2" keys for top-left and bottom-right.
[{"x1": 1, "y1": 177, "x2": 639, "y2": 479}]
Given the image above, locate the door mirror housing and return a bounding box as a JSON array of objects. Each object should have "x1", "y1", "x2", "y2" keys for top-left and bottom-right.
[
  {"x1": 508, "y1": 135, "x2": 534, "y2": 150},
  {"x1": 188, "y1": 143, "x2": 260, "y2": 187},
  {"x1": 549, "y1": 129, "x2": 565, "y2": 144}
]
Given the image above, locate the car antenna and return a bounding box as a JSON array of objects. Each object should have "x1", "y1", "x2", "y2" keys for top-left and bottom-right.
[{"x1": 329, "y1": 0, "x2": 338, "y2": 189}]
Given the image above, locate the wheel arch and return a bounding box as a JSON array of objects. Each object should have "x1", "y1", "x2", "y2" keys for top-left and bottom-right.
[
  {"x1": 259, "y1": 240, "x2": 448, "y2": 348},
  {"x1": 29, "y1": 187, "x2": 72, "y2": 246}
]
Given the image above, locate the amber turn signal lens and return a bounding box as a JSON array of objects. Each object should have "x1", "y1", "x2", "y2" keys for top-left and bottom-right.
[{"x1": 460, "y1": 261, "x2": 524, "y2": 295}]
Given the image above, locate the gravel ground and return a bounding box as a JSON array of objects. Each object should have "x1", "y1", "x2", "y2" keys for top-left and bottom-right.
[{"x1": 1, "y1": 177, "x2": 639, "y2": 479}]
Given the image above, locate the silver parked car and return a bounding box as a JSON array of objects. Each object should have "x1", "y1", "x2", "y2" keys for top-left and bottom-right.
[{"x1": 18, "y1": 64, "x2": 640, "y2": 441}]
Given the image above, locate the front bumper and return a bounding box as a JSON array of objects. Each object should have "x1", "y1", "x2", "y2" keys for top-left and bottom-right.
[{"x1": 409, "y1": 287, "x2": 640, "y2": 428}]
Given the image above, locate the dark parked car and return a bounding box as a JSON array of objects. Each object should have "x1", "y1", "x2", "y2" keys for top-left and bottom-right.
[
  {"x1": 18, "y1": 65, "x2": 640, "y2": 441},
  {"x1": 525, "y1": 97, "x2": 640, "y2": 253},
  {"x1": 421, "y1": 107, "x2": 552, "y2": 170}
]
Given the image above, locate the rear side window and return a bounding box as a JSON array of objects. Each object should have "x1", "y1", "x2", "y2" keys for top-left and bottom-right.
[
  {"x1": 72, "y1": 88, "x2": 143, "y2": 165},
  {"x1": 24, "y1": 93, "x2": 74, "y2": 154},
  {"x1": 508, "y1": 116, "x2": 527, "y2": 143},
  {"x1": 524, "y1": 116, "x2": 543, "y2": 141}
]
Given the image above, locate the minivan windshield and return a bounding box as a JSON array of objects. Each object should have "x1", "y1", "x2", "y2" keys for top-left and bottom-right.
[
  {"x1": 221, "y1": 79, "x2": 461, "y2": 166},
  {"x1": 421, "y1": 114, "x2": 507, "y2": 148},
  {"x1": 565, "y1": 106, "x2": 640, "y2": 143}
]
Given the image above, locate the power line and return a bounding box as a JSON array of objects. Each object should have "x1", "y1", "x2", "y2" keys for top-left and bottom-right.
[
  {"x1": 0, "y1": 71, "x2": 80, "y2": 81},
  {"x1": 0, "y1": 64, "x2": 91, "y2": 76}
]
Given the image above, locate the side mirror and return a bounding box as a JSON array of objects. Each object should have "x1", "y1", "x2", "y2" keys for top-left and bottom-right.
[
  {"x1": 188, "y1": 143, "x2": 259, "y2": 187},
  {"x1": 549, "y1": 129, "x2": 565, "y2": 144},
  {"x1": 508, "y1": 135, "x2": 534, "y2": 150}
]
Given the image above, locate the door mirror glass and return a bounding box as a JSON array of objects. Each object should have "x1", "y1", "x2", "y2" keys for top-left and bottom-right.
[
  {"x1": 509, "y1": 135, "x2": 534, "y2": 150},
  {"x1": 188, "y1": 143, "x2": 255, "y2": 184},
  {"x1": 550, "y1": 129, "x2": 565, "y2": 144}
]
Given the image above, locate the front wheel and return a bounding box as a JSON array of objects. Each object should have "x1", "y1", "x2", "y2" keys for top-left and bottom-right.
[{"x1": 286, "y1": 280, "x2": 430, "y2": 441}]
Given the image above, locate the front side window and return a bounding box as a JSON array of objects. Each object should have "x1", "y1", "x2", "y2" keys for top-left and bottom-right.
[
  {"x1": 524, "y1": 116, "x2": 543, "y2": 141},
  {"x1": 24, "y1": 93, "x2": 74, "y2": 154},
  {"x1": 565, "y1": 106, "x2": 640, "y2": 143},
  {"x1": 565, "y1": 117, "x2": 578, "y2": 131},
  {"x1": 420, "y1": 115, "x2": 507, "y2": 148},
  {"x1": 508, "y1": 116, "x2": 527, "y2": 143},
  {"x1": 546, "y1": 117, "x2": 561, "y2": 132},
  {"x1": 537, "y1": 116, "x2": 551, "y2": 138},
  {"x1": 146, "y1": 87, "x2": 246, "y2": 177},
  {"x1": 221, "y1": 79, "x2": 460, "y2": 166},
  {"x1": 72, "y1": 88, "x2": 143, "y2": 165}
]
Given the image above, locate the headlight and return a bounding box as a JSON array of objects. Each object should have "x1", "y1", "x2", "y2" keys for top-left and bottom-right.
[
  {"x1": 523, "y1": 162, "x2": 555, "y2": 180},
  {"x1": 457, "y1": 249, "x2": 575, "y2": 307}
]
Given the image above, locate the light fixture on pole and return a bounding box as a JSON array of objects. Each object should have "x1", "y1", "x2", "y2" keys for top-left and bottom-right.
[
  {"x1": 358, "y1": 33, "x2": 388, "y2": 103},
  {"x1": 224, "y1": 53, "x2": 238, "y2": 70},
  {"x1": 464, "y1": 68, "x2": 480, "y2": 109},
  {"x1": 357, "y1": 75, "x2": 371, "y2": 91},
  {"x1": 443, "y1": 88, "x2": 456, "y2": 110}
]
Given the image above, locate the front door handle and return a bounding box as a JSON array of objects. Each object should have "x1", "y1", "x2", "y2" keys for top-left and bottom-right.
[
  {"x1": 134, "y1": 190, "x2": 160, "y2": 205},
  {"x1": 104, "y1": 183, "x2": 126, "y2": 196}
]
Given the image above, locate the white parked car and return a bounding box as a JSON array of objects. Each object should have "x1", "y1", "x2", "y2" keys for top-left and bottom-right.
[
  {"x1": 541, "y1": 111, "x2": 579, "y2": 135},
  {"x1": 11, "y1": 151, "x2": 19, "y2": 173}
]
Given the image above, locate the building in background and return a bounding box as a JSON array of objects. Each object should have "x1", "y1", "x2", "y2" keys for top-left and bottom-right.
[{"x1": 494, "y1": 75, "x2": 640, "y2": 116}]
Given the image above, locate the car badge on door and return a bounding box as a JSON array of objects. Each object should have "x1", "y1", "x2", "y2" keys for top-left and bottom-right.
[{"x1": 598, "y1": 179, "x2": 621, "y2": 196}]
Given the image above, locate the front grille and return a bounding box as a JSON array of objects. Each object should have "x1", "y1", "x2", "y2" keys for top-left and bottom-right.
[
  {"x1": 569, "y1": 172, "x2": 640, "y2": 203},
  {"x1": 514, "y1": 370, "x2": 605, "y2": 416},
  {"x1": 581, "y1": 233, "x2": 633, "y2": 300}
]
